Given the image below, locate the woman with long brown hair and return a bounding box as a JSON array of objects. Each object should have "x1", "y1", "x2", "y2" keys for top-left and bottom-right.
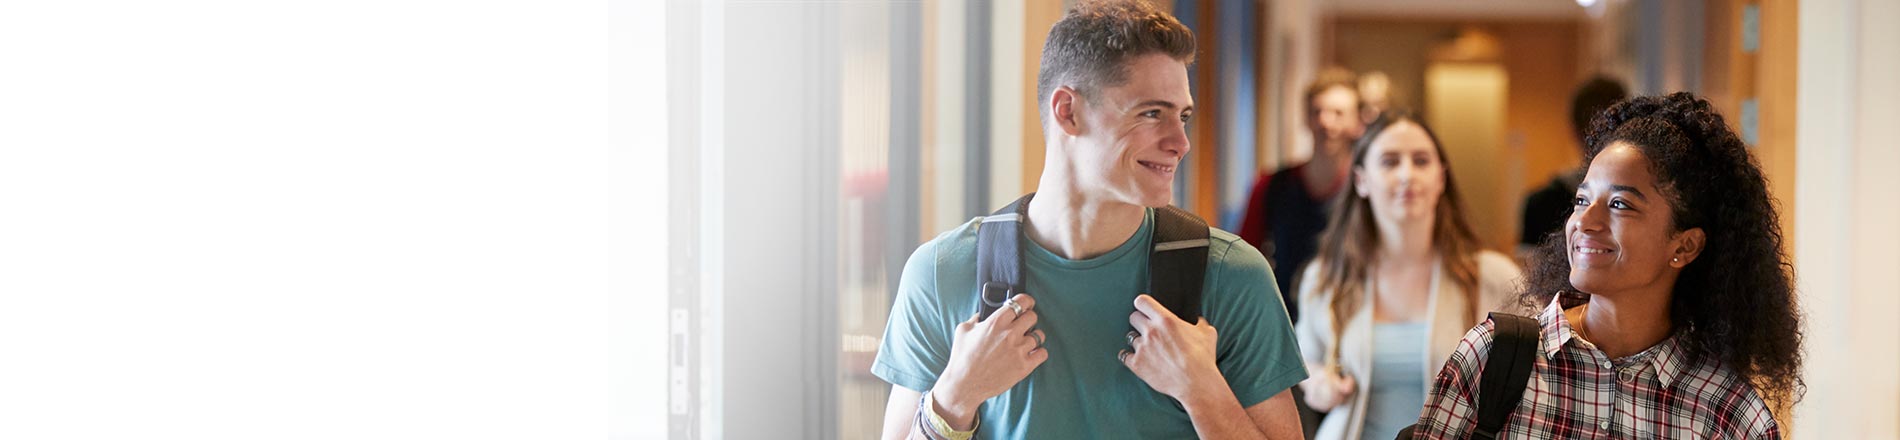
[{"x1": 1293, "y1": 110, "x2": 1522, "y2": 440}]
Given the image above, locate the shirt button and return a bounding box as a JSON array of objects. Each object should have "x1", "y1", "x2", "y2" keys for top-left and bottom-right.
[
  {"x1": 1601, "y1": 360, "x2": 1612, "y2": 369},
  {"x1": 1599, "y1": 419, "x2": 1610, "y2": 430},
  {"x1": 1617, "y1": 370, "x2": 1635, "y2": 383}
]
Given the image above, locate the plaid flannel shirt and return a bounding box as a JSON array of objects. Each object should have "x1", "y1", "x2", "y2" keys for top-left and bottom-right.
[{"x1": 1411, "y1": 297, "x2": 1780, "y2": 439}]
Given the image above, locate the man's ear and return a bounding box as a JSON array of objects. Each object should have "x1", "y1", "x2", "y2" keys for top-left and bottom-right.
[
  {"x1": 1670, "y1": 227, "x2": 1706, "y2": 268},
  {"x1": 1051, "y1": 86, "x2": 1084, "y2": 137}
]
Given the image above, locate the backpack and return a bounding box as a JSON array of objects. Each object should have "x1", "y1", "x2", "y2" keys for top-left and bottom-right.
[
  {"x1": 974, "y1": 193, "x2": 1211, "y2": 322},
  {"x1": 1393, "y1": 312, "x2": 1541, "y2": 440}
]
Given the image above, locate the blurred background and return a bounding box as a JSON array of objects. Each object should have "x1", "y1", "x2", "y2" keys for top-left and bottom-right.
[{"x1": 640, "y1": 0, "x2": 1900, "y2": 438}]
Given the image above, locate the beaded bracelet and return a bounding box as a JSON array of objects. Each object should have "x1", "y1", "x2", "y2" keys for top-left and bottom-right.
[{"x1": 917, "y1": 390, "x2": 977, "y2": 440}]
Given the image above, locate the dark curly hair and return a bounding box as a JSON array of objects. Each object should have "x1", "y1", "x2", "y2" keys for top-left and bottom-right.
[{"x1": 1520, "y1": 92, "x2": 1803, "y2": 404}]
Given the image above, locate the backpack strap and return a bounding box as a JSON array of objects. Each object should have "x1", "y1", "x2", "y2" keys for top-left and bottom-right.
[
  {"x1": 974, "y1": 193, "x2": 1034, "y2": 321},
  {"x1": 975, "y1": 193, "x2": 1211, "y2": 323},
  {"x1": 1473, "y1": 312, "x2": 1540, "y2": 440},
  {"x1": 1388, "y1": 313, "x2": 1540, "y2": 440},
  {"x1": 1149, "y1": 205, "x2": 1210, "y2": 322}
]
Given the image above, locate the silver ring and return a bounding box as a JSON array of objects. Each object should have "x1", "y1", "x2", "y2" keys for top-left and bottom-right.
[
  {"x1": 1030, "y1": 331, "x2": 1044, "y2": 347},
  {"x1": 1126, "y1": 330, "x2": 1139, "y2": 345},
  {"x1": 1004, "y1": 299, "x2": 1023, "y2": 316},
  {"x1": 1118, "y1": 350, "x2": 1132, "y2": 363}
]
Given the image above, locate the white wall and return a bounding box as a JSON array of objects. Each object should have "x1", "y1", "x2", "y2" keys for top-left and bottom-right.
[
  {"x1": 1793, "y1": 0, "x2": 1900, "y2": 437},
  {"x1": 929, "y1": 0, "x2": 970, "y2": 235},
  {"x1": 988, "y1": 2, "x2": 1026, "y2": 208},
  {"x1": 612, "y1": 1, "x2": 669, "y2": 438},
  {"x1": 5, "y1": 1, "x2": 620, "y2": 438},
  {"x1": 687, "y1": 1, "x2": 843, "y2": 438}
]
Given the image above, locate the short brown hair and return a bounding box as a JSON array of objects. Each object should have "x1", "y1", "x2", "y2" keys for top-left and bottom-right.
[
  {"x1": 1036, "y1": 0, "x2": 1196, "y2": 124},
  {"x1": 1304, "y1": 67, "x2": 1359, "y2": 115}
]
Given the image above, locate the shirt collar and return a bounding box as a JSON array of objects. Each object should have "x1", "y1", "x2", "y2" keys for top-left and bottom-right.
[
  {"x1": 1536, "y1": 296, "x2": 1573, "y2": 361},
  {"x1": 1648, "y1": 333, "x2": 1687, "y2": 388},
  {"x1": 1535, "y1": 294, "x2": 1689, "y2": 387}
]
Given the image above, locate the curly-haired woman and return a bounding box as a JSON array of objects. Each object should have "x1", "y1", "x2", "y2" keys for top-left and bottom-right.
[{"x1": 1410, "y1": 92, "x2": 1802, "y2": 439}]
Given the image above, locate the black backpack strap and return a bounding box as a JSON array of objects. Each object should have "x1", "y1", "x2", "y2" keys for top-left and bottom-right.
[
  {"x1": 976, "y1": 194, "x2": 1209, "y2": 323},
  {"x1": 1149, "y1": 205, "x2": 1210, "y2": 322},
  {"x1": 974, "y1": 193, "x2": 1034, "y2": 321},
  {"x1": 1473, "y1": 312, "x2": 1541, "y2": 440}
]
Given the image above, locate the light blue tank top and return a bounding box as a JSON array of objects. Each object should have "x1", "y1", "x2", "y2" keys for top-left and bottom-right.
[{"x1": 1363, "y1": 321, "x2": 1428, "y2": 439}]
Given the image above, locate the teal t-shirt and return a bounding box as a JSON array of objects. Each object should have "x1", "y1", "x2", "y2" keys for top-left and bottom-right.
[{"x1": 873, "y1": 209, "x2": 1308, "y2": 439}]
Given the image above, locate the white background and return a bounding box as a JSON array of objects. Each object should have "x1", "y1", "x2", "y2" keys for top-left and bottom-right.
[{"x1": 0, "y1": 1, "x2": 665, "y2": 438}]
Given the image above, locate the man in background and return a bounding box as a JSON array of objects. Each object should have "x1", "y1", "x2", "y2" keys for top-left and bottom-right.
[
  {"x1": 1238, "y1": 67, "x2": 1364, "y2": 321},
  {"x1": 1518, "y1": 76, "x2": 1627, "y2": 258}
]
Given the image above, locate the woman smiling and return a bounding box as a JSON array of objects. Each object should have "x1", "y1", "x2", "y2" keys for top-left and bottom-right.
[
  {"x1": 1410, "y1": 93, "x2": 1802, "y2": 439},
  {"x1": 1294, "y1": 111, "x2": 1522, "y2": 440}
]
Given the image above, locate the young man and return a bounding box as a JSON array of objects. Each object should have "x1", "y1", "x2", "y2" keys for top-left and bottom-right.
[
  {"x1": 1237, "y1": 68, "x2": 1364, "y2": 322},
  {"x1": 873, "y1": 1, "x2": 1306, "y2": 438}
]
